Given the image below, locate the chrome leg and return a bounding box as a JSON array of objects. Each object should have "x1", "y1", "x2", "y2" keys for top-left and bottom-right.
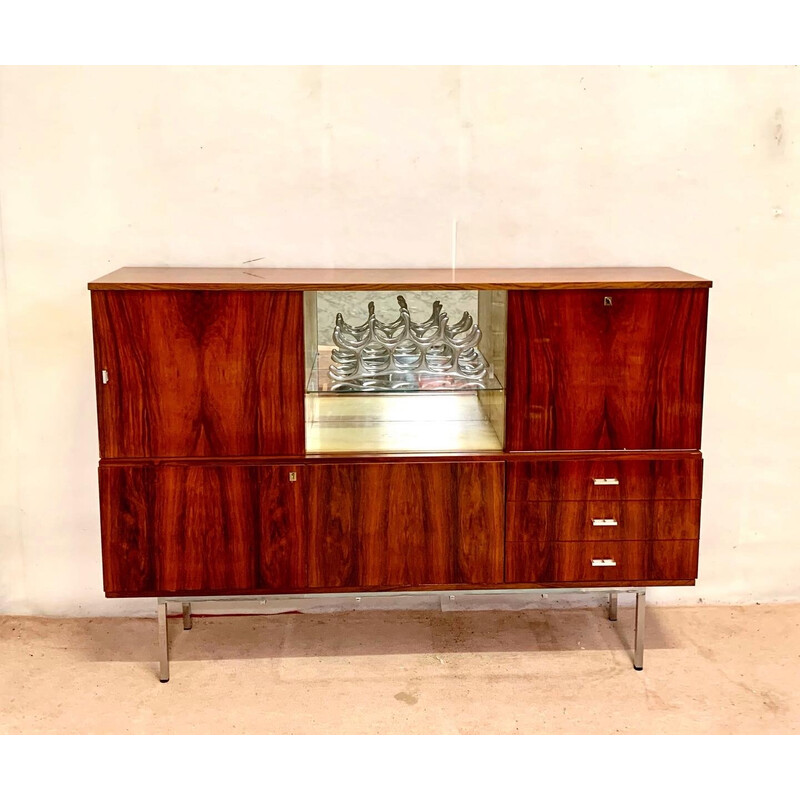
[
  {"x1": 608, "y1": 591, "x2": 618, "y2": 621},
  {"x1": 634, "y1": 589, "x2": 646, "y2": 670},
  {"x1": 182, "y1": 603, "x2": 192, "y2": 631},
  {"x1": 158, "y1": 599, "x2": 169, "y2": 682}
]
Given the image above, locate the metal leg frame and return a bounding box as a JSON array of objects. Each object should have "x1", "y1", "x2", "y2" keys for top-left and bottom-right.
[
  {"x1": 155, "y1": 587, "x2": 648, "y2": 681},
  {"x1": 158, "y1": 599, "x2": 169, "y2": 682},
  {"x1": 634, "y1": 588, "x2": 646, "y2": 670}
]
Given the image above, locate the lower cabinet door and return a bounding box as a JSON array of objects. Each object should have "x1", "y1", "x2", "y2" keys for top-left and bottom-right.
[
  {"x1": 307, "y1": 461, "x2": 505, "y2": 588},
  {"x1": 100, "y1": 465, "x2": 305, "y2": 595}
]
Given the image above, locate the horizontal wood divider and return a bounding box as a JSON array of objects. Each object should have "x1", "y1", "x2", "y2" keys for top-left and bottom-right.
[{"x1": 99, "y1": 450, "x2": 703, "y2": 467}]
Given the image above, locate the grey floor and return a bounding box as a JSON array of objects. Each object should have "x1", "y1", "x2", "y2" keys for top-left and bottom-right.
[{"x1": 1, "y1": 603, "x2": 798, "y2": 734}]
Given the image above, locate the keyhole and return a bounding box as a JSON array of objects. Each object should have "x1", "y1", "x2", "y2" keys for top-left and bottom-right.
[
  {"x1": 604, "y1": 296, "x2": 613, "y2": 306},
  {"x1": 289, "y1": 471, "x2": 297, "y2": 482}
]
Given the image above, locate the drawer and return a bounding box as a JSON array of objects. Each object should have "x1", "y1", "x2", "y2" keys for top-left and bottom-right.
[
  {"x1": 507, "y1": 458, "x2": 703, "y2": 502},
  {"x1": 506, "y1": 500, "x2": 701, "y2": 542},
  {"x1": 505, "y1": 540, "x2": 699, "y2": 583}
]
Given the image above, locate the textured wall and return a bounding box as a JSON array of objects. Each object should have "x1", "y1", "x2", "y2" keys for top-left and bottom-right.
[{"x1": 0, "y1": 66, "x2": 798, "y2": 615}]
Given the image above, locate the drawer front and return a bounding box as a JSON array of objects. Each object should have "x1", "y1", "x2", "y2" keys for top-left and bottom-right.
[
  {"x1": 506, "y1": 500, "x2": 701, "y2": 542},
  {"x1": 507, "y1": 458, "x2": 703, "y2": 502},
  {"x1": 506, "y1": 540, "x2": 699, "y2": 583}
]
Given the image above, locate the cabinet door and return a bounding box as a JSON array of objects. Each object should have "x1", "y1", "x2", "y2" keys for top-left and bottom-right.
[
  {"x1": 505, "y1": 289, "x2": 708, "y2": 451},
  {"x1": 307, "y1": 461, "x2": 504, "y2": 589},
  {"x1": 91, "y1": 290, "x2": 305, "y2": 457},
  {"x1": 100, "y1": 465, "x2": 305, "y2": 595}
]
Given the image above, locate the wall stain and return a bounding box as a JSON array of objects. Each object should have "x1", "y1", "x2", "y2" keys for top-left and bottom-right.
[{"x1": 774, "y1": 108, "x2": 784, "y2": 149}]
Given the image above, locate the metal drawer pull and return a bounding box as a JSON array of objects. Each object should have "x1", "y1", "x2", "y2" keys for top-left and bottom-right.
[
  {"x1": 592, "y1": 559, "x2": 617, "y2": 567},
  {"x1": 592, "y1": 518, "x2": 618, "y2": 526},
  {"x1": 592, "y1": 477, "x2": 619, "y2": 486}
]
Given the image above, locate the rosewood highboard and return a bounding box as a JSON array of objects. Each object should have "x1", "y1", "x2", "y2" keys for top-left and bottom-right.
[{"x1": 89, "y1": 266, "x2": 710, "y2": 680}]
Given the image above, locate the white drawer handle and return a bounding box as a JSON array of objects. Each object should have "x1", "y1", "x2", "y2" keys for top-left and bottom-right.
[
  {"x1": 592, "y1": 518, "x2": 618, "y2": 526},
  {"x1": 592, "y1": 559, "x2": 617, "y2": 567},
  {"x1": 592, "y1": 478, "x2": 619, "y2": 485}
]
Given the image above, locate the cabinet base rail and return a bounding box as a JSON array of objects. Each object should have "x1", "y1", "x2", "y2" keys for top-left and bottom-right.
[{"x1": 156, "y1": 587, "x2": 646, "y2": 682}]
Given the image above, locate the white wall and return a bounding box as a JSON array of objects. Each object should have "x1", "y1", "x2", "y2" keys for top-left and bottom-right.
[{"x1": 0, "y1": 66, "x2": 798, "y2": 616}]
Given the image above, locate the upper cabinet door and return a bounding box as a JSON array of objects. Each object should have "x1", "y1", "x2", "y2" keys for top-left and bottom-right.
[
  {"x1": 91, "y1": 291, "x2": 305, "y2": 457},
  {"x1": 506, "y1": 289, "x2": 708, "y2": 451}
]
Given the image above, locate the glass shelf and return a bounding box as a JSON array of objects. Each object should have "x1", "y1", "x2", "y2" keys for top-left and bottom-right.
[{"x1": 307, "y1": 348, "x2": 504, "y2": 393}]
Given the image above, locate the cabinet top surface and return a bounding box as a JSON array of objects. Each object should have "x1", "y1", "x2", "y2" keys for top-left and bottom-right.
[{"x1": 88, "y1": 266, "x2": 711, "y2": 291}]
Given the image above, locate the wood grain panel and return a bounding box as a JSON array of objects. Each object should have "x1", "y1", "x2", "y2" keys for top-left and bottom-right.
[
  {"x1": 99, "y1": 465, "x2": 306, "y2": 595},
  {"x1": 98, "y1": 450, "x2": 701, "y2": 467},
  {"x1": 89, "y1": 266, "x2": 712, "y2": 291},
  {"x1": 258, "y1": 466, "x2": 307, "y2": 590},
  {"x1": 505, "y1": 288, "x2": 708, "y2": 451},
  {"x1": 506, "y1": 500, "x2": 701, "y2": 542},
  {"x1": 506, "y1": 540, "x2": 699, "y2": 583},
  {"x1": 91, "y1": 290, "x2": 304, "y2": 458},
  {"x1": 307, "y1": 461, "x2": 504, "y2": 588},
  {"x1": 156, "y1": 466, "x2": 257, "y2": 592},
  {"x1": 99, "y1": 465, "x2": 156, "y2": 594},
  {"x1": 507, "y1": 459, "x2": 703, "y2": 502}
]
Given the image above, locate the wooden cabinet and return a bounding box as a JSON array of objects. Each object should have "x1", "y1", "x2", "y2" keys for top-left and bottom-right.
[{"x1": 89, "y1": 267, "x2": 709, "y2": 597}]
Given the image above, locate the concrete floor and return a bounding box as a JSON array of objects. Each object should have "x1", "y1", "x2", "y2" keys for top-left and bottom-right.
[{"x1": 1, "y1": 603, "x2": 798, "y2": 733}]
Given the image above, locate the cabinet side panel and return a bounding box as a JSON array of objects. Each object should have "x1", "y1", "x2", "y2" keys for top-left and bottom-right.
[
  {"x1": 505, "y1": 289, "x2": 708, "y2": 450},
  {"x1": 90, "y1": 290, "x2": 304, "y2": 457},
  {"x1": 99, "y1": 466, "x2": 156, "y2": 595}
]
